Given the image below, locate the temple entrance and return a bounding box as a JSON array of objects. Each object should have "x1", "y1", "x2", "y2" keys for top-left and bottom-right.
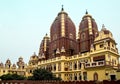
[
  {"x1": 93, "y1": 72, "x2": 98, "y2": 81},
  {"x1": 110, "y1": 75, "x2": 116, "y2": 81}
]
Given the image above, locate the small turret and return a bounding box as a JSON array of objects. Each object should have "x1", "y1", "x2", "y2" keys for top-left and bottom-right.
[
  {"x1": 17, "y1": 56, "x2": 25, "y2": 69},
  {"x1": 5, "y1": 59, "x2": 11, "y2": 69},
  {"x1": 29, "y1": 52, "x2": 38, "y2": 65}
]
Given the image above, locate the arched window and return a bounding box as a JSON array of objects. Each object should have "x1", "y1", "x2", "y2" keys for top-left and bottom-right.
[
  {"x1": 58, "y1": 63, "x2": 61, "y2": 71},
  {"x1": 30, "y1": 70, "x2": 32, "y2": 73},
  {"x1": 78, "y1": 61, "x2": 81, "y2": 69},
  {"x1": 79, "y1": 73, "x2": 82, "y2": 80},
  {"x1": 22, "y1": 66, "x2": 24, "y2": 69},
  {"x1": 94, "y1": 72, "x2": 98, "y2": 81},
  {"x1": 95, "y1": 32, "x2": 98, "y2": 37},
  {"x1": 83, "y1": 72, "x2": 87, "y2": 80},
  {"x1": 69, "y1": 74, "x2": 72, "y2": 80},
  {"x1": 54, "y1": 64, "x2": 56, "y2": 71},
  {"x1": 81, "y1": 33, "x2": 86, "y2": 40},
  {"x1": 53, "y1": 34, "x2": 57, "y2": 40},
  {"x1": 69, "y1": 33, "x2": 73, "y2": 39},
  {"x1": 50, "y1": 65, "x2": 52, "y2": 71},
  {"x1": 74, "y1": 73, "x2": 77, "y2": 80},
  {"x1": 69, "y1": 62, "x2": 72, "y2": 70},
  {"x1": 8, "y1": 65, "x2": 10, "y2": 68},
  {"x1": 74, "y1": 62, "x2": 77, "y2": 70}
]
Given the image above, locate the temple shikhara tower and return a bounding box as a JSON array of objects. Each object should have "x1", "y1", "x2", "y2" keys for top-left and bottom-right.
[
  {"x1": 39, "y1": 6, "x2": 78, "y2": 59},
  {"x1": 0, "y1": 6, "x2": 120, "y2": 81},
  {"x1": 78, "y1": 11, "x2": 98, "y2": 53}
]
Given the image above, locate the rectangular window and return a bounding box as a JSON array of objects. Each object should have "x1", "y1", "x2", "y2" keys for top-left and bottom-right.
[
  {"x1": 79, "y1": 73, "x2": 82, "y2": 80},
  {"x1": 58, "y1": 74, "x2": 61, "y2": 78},
  {"x1": 69, "y1": 74, "x2": 72, "y2": 80},
  {"x1": 100, "y1": 44, "x2": 103, "y2": 48},
  {"x1": 3, "y1": 70, "x2": 5, "y2": 73},
  {"x1": 58, "y1": 63, "x2": 61, "y2": 71},
  {"x1": 83, "y1": 72, "x2": 87, "y2": 81}
]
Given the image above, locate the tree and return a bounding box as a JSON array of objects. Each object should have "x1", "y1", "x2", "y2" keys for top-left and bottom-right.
[
  {"x1": 0, "y1": 73, "x2": 26, "y2": 80},
  {"x1": 27, "y1": 68, "x2": 61, "y2": 80}
]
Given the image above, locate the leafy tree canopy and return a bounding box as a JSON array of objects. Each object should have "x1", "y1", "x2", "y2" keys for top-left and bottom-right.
[
  {"x1": 0, "y1": 73, "x2": 26, "y2": 80},
  {"x1": 28, "y1": 68, "x2": 61, "y2": 81}
]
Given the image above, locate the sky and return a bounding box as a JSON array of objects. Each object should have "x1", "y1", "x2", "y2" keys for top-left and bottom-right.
[{"x1": 0, "y1": 0, "x2": 120, "y2": 64}]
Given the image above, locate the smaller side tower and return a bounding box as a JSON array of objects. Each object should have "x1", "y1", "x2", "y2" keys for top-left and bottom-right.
[
  {"x1": 29, "y1": 52, "x2": 38, "y2": 65},
  {"x1": 94, "y1": 24, "x2": 118, "y2": 54},
  {"x1": 38, "y1": 34, "x2": 50, "y2": 60},
  {"x1": 17, "y1": 57, "x2": 25, "y2": 69},
  {"x1": 5, "y1": 59, "x2": 11, "y2": 69},
  {"x1": 78, "y1": 11, "x2": 98, "y2": 53}
]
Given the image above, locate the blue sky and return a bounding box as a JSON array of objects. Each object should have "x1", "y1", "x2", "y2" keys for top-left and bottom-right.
[{"x1": 0, "y1": 0, "x2": 120, "y2": 64}]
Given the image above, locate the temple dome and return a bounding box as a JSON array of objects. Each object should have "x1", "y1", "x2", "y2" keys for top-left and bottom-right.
[
  {"x1": 50, "y1": 6, "x2": 76, "y2": 41},
  {"x1": 6, "y1": 59, "x2": 11, "y2": 64},
  {"x1": 49, "y1": 6, "x2": 78, "y2": 58},
  {"x1": 79, "y1": 11, "x2": 98, "y2": 31},
  {"x1": 78, "y1": 11, "x2": 99, "y2": 53},
  {"x1": 95, "y1": 25, "x2": 113, "y2": 41},
  {"x1": 101, "y1": 24, "x2": 112, "y2": 35},
  {"x1": 30, "y1": 52, "x2": 38, "y2": 60},
  {"x1": 38, "y1": 34, "x2": 50, "y2": 59}
]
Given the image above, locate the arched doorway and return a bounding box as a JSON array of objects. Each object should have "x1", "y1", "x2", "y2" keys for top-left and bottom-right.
[{"x1": 94, "y1": 72, "x2": 98, "y2": 81}]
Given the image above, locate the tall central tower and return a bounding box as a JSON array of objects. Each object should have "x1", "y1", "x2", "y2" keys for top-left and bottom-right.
[{"x1": 49, "y1": 6, "x2": 78, "y2": 58}]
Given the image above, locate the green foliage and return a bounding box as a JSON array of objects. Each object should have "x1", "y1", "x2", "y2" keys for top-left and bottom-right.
[
  {"x1": 0, "y1": 73, "x2": 26, "y2": 80},
  {"x1": 27, "y1": 76, "x2": 34, "y2": 80},
  {"x1": 27, "y1": 68, "x2": 61, "y2": 81}
]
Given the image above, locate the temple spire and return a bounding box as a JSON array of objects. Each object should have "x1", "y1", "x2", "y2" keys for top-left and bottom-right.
[
  {"x1": 86, "y1": 9, "x2": 88, "y2": 14},
  {"x1": 61, "y1": 5, "x2": 64, "y2": 11},
  {"x1": 45, "y1": 33, "x2": 48, "y2": 36},
  {"x1": 33, "y1": 52, "x2": 36, "y2": 55},
  {"x1": 102, "y1": 24, "x2": 105, "y2": 28},
  {"x1": 102, "y1": 24, "x2": 106, "y2": 30}
]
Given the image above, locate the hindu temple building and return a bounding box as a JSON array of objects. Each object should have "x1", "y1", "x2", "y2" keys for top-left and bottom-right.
[{"x1": 0, "y1": 6, "x2": 120, "y2": 81}]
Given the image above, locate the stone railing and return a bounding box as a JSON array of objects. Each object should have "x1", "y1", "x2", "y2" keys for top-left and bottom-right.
[
  {"x1": 85, "y1": 61, "x2": 118, "y2": 69},
  {"x1": 38, "y1": 56, "x2": 67, "y2": 65},
  {"x1": 85, "y1": 61, "x2": 105, "y2": 68}
]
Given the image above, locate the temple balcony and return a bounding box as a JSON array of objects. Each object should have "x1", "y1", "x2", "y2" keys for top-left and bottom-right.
[
  {"x1": 85, "y1": 61, "x2": 105, "y2": 68},
  {"x1": 85, "y1": 61, "x2": 118, "y2": 69}
]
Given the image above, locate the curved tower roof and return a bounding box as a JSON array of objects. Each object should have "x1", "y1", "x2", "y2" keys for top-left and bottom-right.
[
  {"x1": 49, "y1": 6, "x2": 78, "y2": 58},
  {"x1": 79, "y1": 10, "x2": 98, "y2": 34},
  {"x1": 38, "y1": 34, "x2": 50, "y2": 60},
  {"x1": 95, "y1": 24, "x2": 114, "y2": 41},
  {"x1": 78, "y1": 11, "x2": 99, "y2": 53},
  {"x1": 50, "y1": 6, "x2": 76, "y2": 41}
]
